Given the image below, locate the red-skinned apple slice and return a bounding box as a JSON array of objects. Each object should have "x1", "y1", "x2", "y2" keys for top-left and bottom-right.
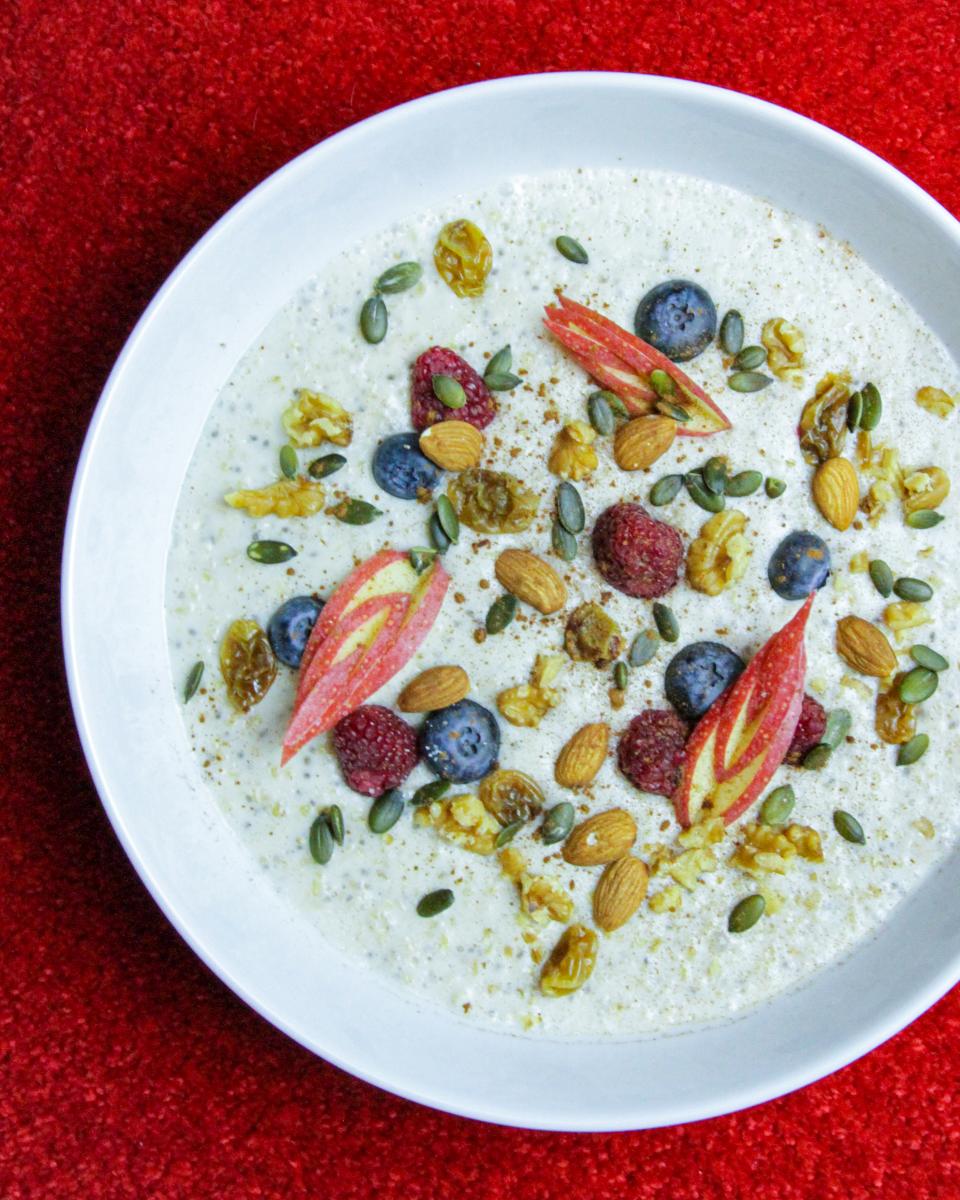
[
  {"x1": 673, "y1": 594, "x2": 814, "y2": 826},
  {"x1": 543, "y1": 293, "x2": 732, "y2": 436},
  {"x1": 281, "y1": 550, "x2": 450, "y2": 764}
]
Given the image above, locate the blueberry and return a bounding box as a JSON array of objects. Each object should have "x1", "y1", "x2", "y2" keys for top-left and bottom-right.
[
  {"x1": 268, "y1": 595, "x2": 324, "y2": 668},
  {"x1": 768, "y1": 531, "x2": 832, "y2": 600},
  {"x1": 634, "y1": 279, "x2": 717, "y2": 362},
  {"x1": 419, "y1": 699, "x2": 500, "y2": 783},
  {"x1": 372, "y1": 431, "x2": 442, "y2": 499},
  {"x1": 665, "y1": 642, "x2": 745, "y2": 721}
]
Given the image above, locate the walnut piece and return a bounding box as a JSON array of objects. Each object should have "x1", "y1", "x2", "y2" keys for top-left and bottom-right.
[
  {"x1": 875, "y1": 673, "x2": 917, "y2": 744},
  {"x1": 497, "y1": 655, "x2": 565, "y2": 728},
  {"x1": 903, "y1": 466, "x2": 950, "y2": 515},
  {"x1": 667, "y1": 846, "x2": 718, "y2": 891},
  {"x1": 730, "y1": 822, "x2": 823, "y2": 877},
  {"x1": 548, "y1": 420, "x2": 599, "y2": 481},
  {"x1": 648, "y1": 885, "x2": 683, "y2": 914},
  {"x1": 414, "y1": 793, "x2": 499, "y2": 855},
  {"x1": 498, "y1": 849, "x2": 573, "y2": 928},
  {"x1": 282, "y1": 389, "x2": 352, "y2": 447},
  {"x1": 687, "y1": 510, "x2": 751, "y2": 596},
  {"x1": 224, "y1": 476, "x2": 325, "y2": 518},
  {"x1": 884, "y1": 601, "x2": 932, "y2": 642},
  {"x1": 761, "y1": 318, "x2": 805, "y2": 385},
  {"x1": 564, "y1": 602, "x2": 623, "y2": 668},
  {"x1": 915, "y1": 386, "x2": 957, "y2": 418}
]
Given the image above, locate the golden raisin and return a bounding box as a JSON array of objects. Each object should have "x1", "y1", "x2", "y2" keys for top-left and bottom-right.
[
  {"x1": 478, "y1": 770, "x2": 545, "y2": 826},
  {"x1": 539, "y1": 924, "x2": 598, "y2": 997},
  {"x1": 447, "y1": 468, "x2": 539, "y2": 534},
  {"x1": 799, "y1": 372, "x2": 850, "y2": 464},
  {"x1": 875, "y1": 673, "x2": 917, "y2": 745},
  {"x1": 434, "y1": 219, "x2": 493, "y2": 298},
  {"x1": 564, "y1": 602, "x2": 622, "y2": 668},
  {"x1": 220, "y1": 619, "x2": 277, "y2": 712}
]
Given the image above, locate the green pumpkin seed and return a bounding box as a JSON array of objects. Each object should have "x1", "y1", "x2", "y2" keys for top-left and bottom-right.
[
  {"x1": 649, "y1": 369, "x2": 675, "y2": 398},
  {"x1": 551, "y1": 520, "x2": 578, "y2": 561},
  {"x1": 375, "y1": 261, "x2": 422, "y2": 294},
  {"x1": 360, "y1": 295, "x2": 387, "y2": 344},
  {"x1": 496, "y1": 820, "x2": 525, "y2": 849},
  {"x1": 906, "y1": 510, "x2": 944, "y2": 529},
  {"x1": 898, "y1": 667, "x2": 938, "y2": 704},
  {"x1": 859, "y1": 382, "x2": 882, "y2": 430},
  {"x1": 429, "y1": 511, "x2": 451, "y2": 553},
  {"x1": 728, "y1": 894, "x2": 765, "y2": 933},
  {"x1": 308, "y1": 814, "x2": 334, "y2": 864},
  {"x1": 846, "y1": 390, "x2": 864, "y2": 431},
  {"x1": 326, "y1": 805, "x2": 345, "y2": 846},
  {"x1": 764, "y1": 476, "x2": 786, "y2": 499},
  {"x1": 725, "y1": 469, "x2": 763, "y2": 497},
  {"x1": 834, "y1": 809, "x2": 865, "y2": 844},
  {"x1": 821, "y1": 708, "x2": 852, "y2": 750},
  {"x1": 369, "y1": 789, "x2": 404, "y2": 834},
  {"x1": 409, "y1": 546, "x2": 438, "y2": 574},
  {"x1": 412, "y1": 779, "x2": 450, "y2": 806},
  {"x1": 728, "y1": 371, "x2": 773, "y2": 393},
  {"x1": 655, "y1": 398, "x2": 691, "y2": 423},
  {"x1": 719, "y1": 309, "x2": 744, "y2": 356},
  {"x1": 555, "y1": 235, "x2": 588, "y2": 264},
  {"x1": 802, "y1": 743, "x2": 832, "y2": 771},
  {"x1": 436, "y1": 494, "x2": 459, "y2": 544},
  {"x1": 897, "y1": 733, "x2": 929, "y2": 766},
  {"x1": 556, "y1": 481, "x2": 585, "y2": 534},
  {"x1": 588, "y1": 392, "x2": 615, "y2": 435},
  {"x1": 279, "y1": 444, "x2": 298, "y2": 479},
  {"x1": 868, "y1": 559, "x2": 894, "y2": 597},
  {"x1": 760, "y1": 785, "x2": 796, "y2": 826},
  {"x1": 893, "y1": 576, "x2": 933, "y2": 602},
  {"x1": 333, "y1": 498, "x2": 382, "y2": 525},
  {"x1": 703, "y1": 456, "x2": 728, "y2": 495},
  {"x1": 183, "y1": 660, "x2": 204, "y2": 703},
  {"x1": 613, "y1": 661, "x2": 628, "y2": 690},
  {"x1": 486, "y1": 345, "x2": 512, "y2": 376},
  {"x1": 910, "y1": 644, "x2": 948, "y2": 672},
  {"x1": 652, "y1": 602, "x2": 679, "y2": 643},
  {"x1": 541, "y1": 801, "x2": 575, "y2": 846},
  {"x1": 417, "y1": 887, "x2": 455, "y2": 917},
  {"x1": 686, "y1": 473, "x2": 726, "y2": 513},
  {"x1": 733, "y1": 345, "x2": 767, "y2": 371},
  {"x1": 486, "y1": 592, "x2": 517, "y2": 635},
  {"x1": 433, "y1": 374, "x2": 466, "y2": 410},
  {"x1": 649, "y1": 474, "x2": 684, "y2": 506},
  {"x1": 591, "y1": 389, "x2": 628, "y2": 418},
  {"x1": 247, "y1": 539, "x2": 297, "y2": 564},
  {"x1": 629, "y1": 629, "x2": 660, "y2": 667},
  {"x1": 484, "y1": 371, "x2": 522, "y2": 391},
  {"x1": 308, "y1": 452, "x2": 347, "y2": 479}
]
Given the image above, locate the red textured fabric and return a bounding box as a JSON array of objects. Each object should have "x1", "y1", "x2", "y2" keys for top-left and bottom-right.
[{"x1": 3, "y1": 1, "x2": 960, "y2": 1195}]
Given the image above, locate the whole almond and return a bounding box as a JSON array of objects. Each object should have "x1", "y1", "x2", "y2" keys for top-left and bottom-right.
[
  {"x1": 398, "y1": 665, "x2": 470, "y2": 712},
  {"x1": 812, "y1": 457, "x2": 859, "y2": 531},
  {"x1": 562, "y1": 808, "x2": 637, "y2": 866},
  {"x1": 593, "y1": 855, "x2": 649, "y2": 932},
  {"x1": 614, "y1": 415, "x2": 676, "y2": 471},
  {"x1": 495, "y1": 549, "x2": 567, "y2": 614},
  {"x1": 419, "y1": 420, "x2": 484, "y2": 471},
  {"x1": 836, "y1": 615, "x2": 898, "y2": 677},
  {"x1": 555, "y1": 723, "x2": 610, "y2": 789}
]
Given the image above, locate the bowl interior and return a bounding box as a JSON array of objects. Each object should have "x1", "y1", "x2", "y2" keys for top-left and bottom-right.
[{"x1": 63, "y1": 73, "x2": 960, "y2": 1130}]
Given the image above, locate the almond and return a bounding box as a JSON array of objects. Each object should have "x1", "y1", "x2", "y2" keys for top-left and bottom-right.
[
  {"x1": 593, "y1": 855, "x2": 649, "y2": 932},
  {"x1": 418, "y1": 420, "x2": 484, "y2": 471},
  {"x1": 562, "y1": 808, "x2": 637, "y2": 866},
  {"x1": 495, "y1": 549, "x2": 567, "y2": 614},
  {"x1": 555, "y1": 722, "x2": 610, "y2": 789},
  {"x1": 812, "y1": 457, "x2": 859, "y2": 531},
  {"x1": 613, "y1": 415, "x2": 676, "y2": 471},
  {"x1": 836, "y1": 615, "x2": 898, "y2": 677},
  {"x1": 397, "y1": 665, "x2": 469, "y2": 712}
]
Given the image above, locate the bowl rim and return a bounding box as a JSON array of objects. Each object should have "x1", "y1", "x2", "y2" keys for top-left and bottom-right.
[{"x1": 62, "y1": 70, "x2": 960, "y2": 1131}]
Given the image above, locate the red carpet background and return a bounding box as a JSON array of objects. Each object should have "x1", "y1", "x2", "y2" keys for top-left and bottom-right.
[{"x1": 3, "y1": 1, "x2": 959, "y2": 1196}]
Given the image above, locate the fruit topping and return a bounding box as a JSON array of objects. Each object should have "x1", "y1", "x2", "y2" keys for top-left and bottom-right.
[
  {"x1": 220, "y1": 618, "x2": 278, "y2": 712},
  {"x1": 419, "y1": 698, "x2": 501, "y2": 783},
  {"x1": 448, "y1": 468, "x2": 539, "y2": 533},
  {"x1": 433, "y1": 219, "x2": 493, "y2": 298},
  {"x1": 784, "y1": 693, "x2": 827, "y2": 765},
  {"x1": 633, "y1": 280, "x2": 717, "y2": 362},
  {"x1": 664, "y1": 642, "x2": 745, "y2": 721},
  {"x1": 617, "y1": 709, "x2": 690, "y2": 797},
  {"x1": 799, "y1": 372, "x2": 850, "y2": 464},
  {"x1": 268, "y1": 595, "x2": 324, "y2": 669},
  {"x1": 592, "y1": 501, "x2": 683, "y2": 599},
  {"x1": 875, "y1": 673, "x2": 918, "y2": 745},
  {"x1": 767, "y1": 531, "x2": 831, "y2": 600},
  {"x1": 411, "y1": 347, "x2": 497, "y2": 431},
  {"x1": 478, "y1": 769, "x2": 545, "y2": 826},
  {"x1": 564, "y1": 602, "x2": 622, "y2": 668},
  {"x1": 372, "y1": 431, "x2": 442, "y2": 499},
  {"x1": 331, "y1": 704, "x2": 418, "y2": 796}
]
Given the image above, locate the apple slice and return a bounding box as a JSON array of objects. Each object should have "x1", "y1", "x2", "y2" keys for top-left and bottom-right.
[
  {"x1": 673, "y1": 595, "x2": 814, "y2": 826},
  {"x1": 543, "y1": 293, "x2": 731, "y2": 437},
  {"x1": 281, "y1": 550, "x2": 449, "y2": 764}
]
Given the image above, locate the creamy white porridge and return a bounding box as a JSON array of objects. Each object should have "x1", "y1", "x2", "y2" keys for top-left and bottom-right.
[{"x1": 166, "y1": 168, "x2": 959, "y2": 1037}]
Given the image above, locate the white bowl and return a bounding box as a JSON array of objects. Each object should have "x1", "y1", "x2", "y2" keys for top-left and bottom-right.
[{"x1": 63, "y1": 72, "x2": 960, "y2": 1131}]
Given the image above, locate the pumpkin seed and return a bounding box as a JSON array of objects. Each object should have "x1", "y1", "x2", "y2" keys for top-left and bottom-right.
[
  {"x1": 278, "y1": 444, "x2": 298, "y2": 479},
  {"x1": 486, "y1": 592, "x2": 518, "y2": 635},
  {"x1": 591, "y1": 389, "x2": 628, "y2": 418},
  {"x1": 374, "y1": 261, "x2": 422, "y2": 294},
  {"x1": 555, "y1": 235, "x2": 588, "y2": 264},
  {"x1": 359, "y1": 295, "x2": 387, "y2": 343},
  {"x1": 551, "y1": 520, "x2": 578, "y2": 561},
  {"x1": 703, "y1": 456, "x2": 728, "y2": 495},
  {"x1": 821, "y1": 708, "x2": 852, "y2": 750},
  {"x1": 906, "y1": 510, "x2": 944, "y2": 529},
  {"x1": 486, "y1": 345, "x2": 512, "y2": 376},
  {"x1": 649, "y1": 369, "x2": 675, "y2": 398},
  {"x1": 183, "y1": 660, "x2": 204, "y2": 703},
  {"x1": 325, "y1": 805, "x2": 345, "y2": 846},
  {"x1": 333, "y1": 498, "x2": 382, "y2": 525},
  {"x1": 412, "y1": 779, "x2": 450, "y2": 806},
  {"x1": 613, "y1": 661, "x2": 629, "y2": 690},
  {"x1": 686, "y1": 473, "x2": 726, "y2": 513},
  {"x1": 308, "y1": 814, "x2": 334, "y2": 864},
  {"x1": 247, "y1": 539, "x2": 297, "y2": 564},
  {"x1": 629, "y1": 629, "x2": 660, "y2": 667},
  {"x1": 764, "y1": 476, "x2": 786, "y2": 499},
  {"x1": 893, "y1": 576, "x2": 933, "y2": 602},
  {"x1": 417, "y1": 887, "x2": 455, "y2": 917},
  {"x1": 898, "y1": 666, "x2": 938, "y2": 704},
  {"x1": 649, "y1": 474, "x2": 684, "y2": 506},
  {"x1": 436, "y1": 494, "x2": 460, "y2": 544},
  {"x1": 719, "y1": 309, "x2": 744, "y2": 356},
  {"x1": 433, "y1": 374, "x2": 466, "y2": 410},
  {"x1": 308, "y1": 452, "x2": 347, "y2": 479},
  {"x1": 556, "y1": 481, "x2": 585, "y2": 534},
  {"x1": 910, "y1": 644, "x2": 948, "y2": 672},
  {"x1": 369, "y1": 789, "x2": 404, "y2": 834},
  {"x1": 655, "y1": 398, "x2": 691, "y2": 423},
  {"x1": 802, "y1": 743, "x2": 832, "y2": 770},
  {"x1": 733, "y1": 345, "x2": 767, "y2": 371},
  {"x1": 846, "y1": 390, "x2": 864, "y2": 431},
  {"x1": 429, "y1": 511, "x2": 451, "y2": 553},
  {"x1": 897, "y1": 733, "x2": 929, "y2": 766},
  {"x1": 859, "y1": 382, "x2": 882, "y2": 430},
  {"x1": 652, "y1": 602, "x2": 679, "y2": 643},
  {"x1": 541, "y1": 801, "x2": 575, "y2": 845},
  {"x1": 728, "y1": 370, "x2": 773, "y2": 393},
  {"x1": 588, "y1": 391, "x2": 615, "y2": 435},
  {"x1": 409, "y1": 546, "x2": 438, "y2": 574},
  {"x1": 728, "y1": 894, "x2": 765, "y2": 933},
  {"x1": 868, "y1": 559, "x2": 894, "y2": 597},
  {"x1": 725, "y1": 469, "x2": 763, "y2": 497},
  {"x1": 496, "y1": 820, "x2": 525, "y2": 849},
  {"x1": 834, "y1": 809, "x2": 865, "y2": 844},
  {"x1": 484, "y1": 371, "x2": 521, "y2": 391},
  {"x1": 760, "y1": 785, "x2": 796, "y2": 826}
]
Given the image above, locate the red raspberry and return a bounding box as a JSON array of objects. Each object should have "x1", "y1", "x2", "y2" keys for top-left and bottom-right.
[
  {"x1": 592, "y1": 502, "x2": 684, "y2": 599},
  {"x1": 332, "y1": 705, "x2": 418, "y2": 796},
  {"x1": 617, "y1": 709, "x2": 690, "y2": 797},
  {"x1": 411, "y1": 347, "x2": 497, "y2": 430},
  {"x1": 784, "y1": 693, "x2": 827, "y2": 765}
]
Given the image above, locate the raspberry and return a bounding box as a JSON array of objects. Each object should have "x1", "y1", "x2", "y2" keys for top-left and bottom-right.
[
  {"x1": 332, "y1": 705, "x2": 418, "y2": 796},
  {"x1": 592, "y1": 502, "x2": 683, "y2": 599},
  {"x1": 784, "y1": 693, "x2": 827, "y2": 765},
  {"x1": 617, "y1": 709, "x2": 689, "y2": 797},
  {"x1": 411, "y1": 347, "x2": 497, "y2": 431}
]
